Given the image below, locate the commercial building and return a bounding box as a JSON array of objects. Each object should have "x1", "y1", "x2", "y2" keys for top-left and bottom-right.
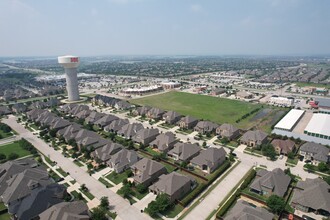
[
  {"x1": 274, "y1": 109, "x2": 305, "y2": 131},
  {"x1": 269, "y1": 96, "x2": 294, "y2": 107},
  {"x1": 304, "y1": 113, "x2": 330, "y2": 140}
]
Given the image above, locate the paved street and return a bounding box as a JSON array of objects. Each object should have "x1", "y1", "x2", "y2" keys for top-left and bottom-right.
[
  {"x1": 183, "y1": 162, "x2": 252, "y2": 220},
  {"x1": 2, "y1": 115, "x2": 151, "y2": 220}
]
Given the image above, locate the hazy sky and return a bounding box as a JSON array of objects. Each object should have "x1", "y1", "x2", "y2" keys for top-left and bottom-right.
[{"x1": 1, "y1": 0, "x2": 329, "y2": 56}]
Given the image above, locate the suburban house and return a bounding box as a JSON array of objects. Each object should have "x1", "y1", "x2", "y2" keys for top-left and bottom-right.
[
  {"x1": 291, "y1": 178, "x2": 330, "y2": 217},
  {"x1": 49, "y1": 118, "x2": 71, "y2": 131},
  {"x1": 190, "y1": 147, "x2": 226, "y2": 174},
  {"x1": 85, "y1": 111, "x2": 106, "y2": 124},
  {"x1": 163, "y1": 111, "x2": 182, "y2": 124},
  {"x1": 38, "y1": 201, "x2": 90, "y2": 220},
  {"x1": 271, "y1": 139, "x2": 295, "y2": 155},
  {"x1": 224, "y1": 200, "x2": 274, "y2": 220},
  {"x1": 11, "y1": 103, "x2": 27, "y2": 113},
  {"x1": 132, "y1": 106, "x2": 152, "y2": 116},
  {"x1": 299, "y1": 142, "x2": 330, "y2": 165},
  {"x1": 70, "y1": 105, "x2": 90, "y2": 116},
  {"x1": 216, "y1": 123, "x2": 240, "y2": 140},
  {"x1": 132, "y1": 128, "x2": 159, "y2": 145},
  {"x1": 94, "y1": 114, "x2": 119, "y2": 128},
  {"x1": 210, "y1": 88, "x2": 226, "y2": 96},
  {"x1": 114, "y1": 100, "x2": 132, "y2": 110},
  {"x1": 178, "y1": 116, "x2": 199, "y2": 129},
  {"x1": 59, "y1": 103, "x2": 77, "y2": 114},
  {"x1": 149, "y1": 172, "x2": 195, "y2": 202},
  {"x1": 107, "y1": 149, "x2": 139, "y2": 173},
  {"x1": 8, "y1": 184, "x2": 67, "y2": 220},
  {"x1": 131, "y1": 158, "x2": 167, "y2": 186},
  {"x1": 104, "y1": 119, "x2": 130, "y2": 133},
  {"x1": 91, "y1": 142, "x2": 123, "y2": 163},
  {"x1": 149, "y1": 132, "x2": 178, "y2": 153},
  {"x1": 92, "y1": 95, "x2": 120, "y2": 107},
  {"x1": 194, "y1": 121, "x2": 219, "y2": 134},
  {"x1": 167, "y1": 143, "x2": 201, "y2": 162},
  {"x1": 240, "y1": 130, "x2": 268, "y2": 147},
  {"x1": 57, "y1": 123, "x2": 82, "y2": 142},
  {"x1": 75, "y1": 109, "x2": 91, "y2": 119},
  {"x1": 146, "y1": 108, "x2": 165, "y2": 120},
  {"x1": 250, "y1": 168, "x2": 291, "y2": 197},
  {"x1": 0, "y1": 106, "x2": 11, "y2": 116},
  {"x1": 117, "y1": 123, "x2": 144, "y2": 139}
]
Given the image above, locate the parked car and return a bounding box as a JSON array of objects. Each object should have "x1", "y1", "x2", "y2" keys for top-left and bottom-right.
[
  {"x1": 305, "y1": 160, "x2": 311, "y2": 163},
  {"x1": 231, "y1": 152, "x2": 237, "y2": 157}
]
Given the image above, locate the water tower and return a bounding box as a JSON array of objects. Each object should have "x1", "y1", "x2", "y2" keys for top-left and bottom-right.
[{"x1": 58, "y1": 55, "x2": 80, "y2": 101}]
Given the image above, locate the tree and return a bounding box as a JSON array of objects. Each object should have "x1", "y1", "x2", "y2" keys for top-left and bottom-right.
[
  {"x1": 145, "y1": 194, "x2": 171, "y2": 217},
  {"x1": 100, "y1": 196, "x2": 109, "y2": 210},
  {"x1": 266, "y1": 195, "x2": 286, "y2": 214},
  {"x1": 202, "y1": 141, "x2": 207, "y2": 147},
  {"x1": 261, "y1": 144, "x2": 277, "y2": 161},
  {"x1": 49, "y1": 129, "x2": 57, "y2": 137},
  {"x1": 136, "y1": 183, "x2": 147, "y2": 193},
  {"x1": 8, "y1": 153, "x2": 19, "y2": 160},
  {"x1": 0, "y1": 153, "x2": 6, "y2": 160},
  {"x1": 221, "y1": 137, "x2": 229, "y2": 144},
  {"x1": 91, "y1": 206, "x2": 107, "y2": 220},
  {"x1": 318, "y1": 162, "x2": 329, "y2": 172},
  {"x1": 118, "y1": 184, "x2": 133, "y2": 199}
]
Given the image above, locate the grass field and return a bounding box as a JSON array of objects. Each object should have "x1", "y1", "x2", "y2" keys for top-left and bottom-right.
[
  {"x1": 106, "y1": 171, "x2": 129, "y2": 185},
  {"x1": 0, "y1": 142, "x2": 31, "y2": 159},
  {"x1": 130, "y1": 91, "x2": 262, "y2": 129},
  {"x1": 295, "y1": 82, "x2": 330, "y2": 89}
]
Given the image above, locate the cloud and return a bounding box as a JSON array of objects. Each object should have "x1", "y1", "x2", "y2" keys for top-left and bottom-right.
[{"x1": 190, "y1": 4, "x2": 203, "y2": 13}]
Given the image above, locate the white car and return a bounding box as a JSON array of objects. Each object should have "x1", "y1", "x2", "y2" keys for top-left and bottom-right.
[{"x1": 279, "y1": 155, "x2": 284, "y2": 160}]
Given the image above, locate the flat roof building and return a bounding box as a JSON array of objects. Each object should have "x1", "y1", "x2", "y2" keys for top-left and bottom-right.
[
  {"x1": 274, "y1": 109, "x2": 305, "y2": 131},
  {"x1": 304, "y1": 113, "x2": 330, "y2": 140}
]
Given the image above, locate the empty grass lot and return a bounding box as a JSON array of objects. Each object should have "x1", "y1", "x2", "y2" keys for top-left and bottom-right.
[
  {"x1": 0, "y1": 130, "x2": 13, "y2": 139},
  {"x1": 130, "y1": 91, "x2": 262, "y2": 129},
  {"x1": 0, "y1": 142, "x2": 31, "y2": 159}
]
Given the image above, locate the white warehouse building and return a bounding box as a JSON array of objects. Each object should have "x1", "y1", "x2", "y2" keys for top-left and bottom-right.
[
  {"x1": 304, "y1": 113, "x2": 330, "y2": 140},
  {"x1": 269, "y1": 96, "x2": 294, "y2": 107},
  {"x1": 274, "y1": 109, "x2": 305, "y2": 131}
]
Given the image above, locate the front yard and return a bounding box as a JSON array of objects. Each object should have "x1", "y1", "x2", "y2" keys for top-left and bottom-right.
[
  {"x1": 0, "y1": 141, "x2": 31, "y2": 159},
  {"x1": 106, "y1": 171, "x2": 129, "y2": 185}
]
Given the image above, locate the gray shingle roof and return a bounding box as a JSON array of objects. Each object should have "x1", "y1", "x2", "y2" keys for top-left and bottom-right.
[
  {"x1": 108, "y1": 149, "x2": 138, "y2": 171},
  {"x1": 132, "y1": 128, "x2": 159, "y2": 144},
  {"x1": 224, "y1": 200, "x2": 274, "y2": 220},
  {"x1": 190, "y1": 147, "x2": 226, "y2": 169},
  {"x1": 250, "y1": 168, "x2": 291, "y2": 197},
  {"x1": 241, "y1": 130, "x2": 268, "y2": 144},
  {"x1": 292, "y1": 178, "x2": 330, "y2": 213},
  {"x1": 168, "y1": 143, "x2": 201, "y2": 161},
  {"x1": 150, "y1": 132, "x2": 177, "y2": 152},
  {"x1": 39, "y1": 201, "x2": 90, "y2": 220},
  {"x1": 300, "y1": 142, "x2": 329, "y2": 163},
  {"x1": 91, "y1": 142, "x2": 123, "y2": 162},
  {"x1": 149, "y1": 172, "x2": 193, "y2": 196},
  {"x1": 118, "y1": 123, "x2": 144, "y2": 139},
  {"x1": 131, "y1": 158, "x2": 167, "y2": 184}
]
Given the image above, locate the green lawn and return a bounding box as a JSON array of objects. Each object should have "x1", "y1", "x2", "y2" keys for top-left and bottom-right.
[
  {"x1": 82, "y1": 191, "x2": 95, "y2": 200},
  {"x1": 56, "y1": 167, "x2": 68, "y2": 177},
  {"x1": 0, "y1": 142, "x2": 31, "y2": 159},
  {"x1": 0, "y1": 203, "x2": 6, "y2": 211},
  {"x1": 144, "y1": 147, "x2": 161, "y2": 156},
  {"x1": 0, "y1": 130, "x2": 13, "y2": 139},
  {"x1": 70, "y1": 190, "x2": 87, "y2": 203},
  {"x1": 106, "y1": 171, "x2": 129, "y2": 185},
  {"x1": 161, "y1": 204, "x2": 184, "y2": 218},
  {"x1": 98, "y1": 177, "x2": 113, "y2": 188},
  {"x1": 0, "y1": 213, "x2": 10, "y2": 220},
  {"x1": 130, "y1": 91, "x2": 262, "y2": 129},
  {"x1": 73, "y1": 160, "x2": 84, "y2": 167},
  {"x1": 286, "y1": 157, "x2": 298, "y2": 166},
  {"x1": 295, "y1": 82, "x2": 330, "y2": 89},
  {"x1": 131, "y1": 188, "x2": 148, "y2": 200}
]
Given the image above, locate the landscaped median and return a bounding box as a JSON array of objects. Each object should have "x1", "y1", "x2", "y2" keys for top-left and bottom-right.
[
  {"x1": 214, "y1": 168, "x2": 256, "y2": 219},
  {"x1": 177, "y1": 160, "x2": 238, "y2": 220}
]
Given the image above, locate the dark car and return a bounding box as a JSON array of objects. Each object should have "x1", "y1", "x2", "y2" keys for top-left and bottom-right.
[
  {"x1": 305, "y1": 160, "x2": 311, "y2": 163},
  {"x1": 231, "y1": 152, "x2": 237, "y2": 157}
]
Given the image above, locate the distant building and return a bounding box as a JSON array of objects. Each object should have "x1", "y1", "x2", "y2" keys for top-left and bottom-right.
[
  {"x1": 304, "y1": 113, "x2": 330, "y2": 141},
  {"x1": 269, "y1": 96, "x2": 294, "y2": 107},
  {"x1": 161, "y1": 81, "x2": 181, "y2": 90}
]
